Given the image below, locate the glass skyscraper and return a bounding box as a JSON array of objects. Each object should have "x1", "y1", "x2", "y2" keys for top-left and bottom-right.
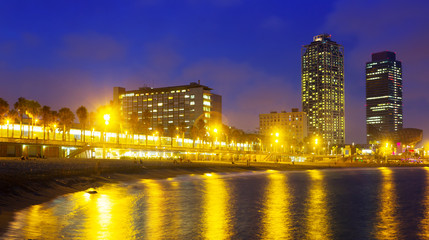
[
  {"x1": 301, "y1": 34, "x2": 345, "y2": 146},
  {"x1": 366, "y1": 51, "x2": 403, "y2": 144}
]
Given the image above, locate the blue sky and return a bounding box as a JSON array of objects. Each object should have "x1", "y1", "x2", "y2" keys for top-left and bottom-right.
[{"x1": 0, "y1": 0, "x2": 428, "y2": 143}]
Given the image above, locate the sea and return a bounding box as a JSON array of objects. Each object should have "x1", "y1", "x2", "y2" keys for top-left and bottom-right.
[{"x1": 2, "y1": 167, "x2": 429, "y2": 239}]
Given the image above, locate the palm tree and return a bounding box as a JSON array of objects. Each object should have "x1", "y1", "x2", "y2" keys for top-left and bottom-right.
[
  {"x1": 167, "y1": 124, "x2": 177, "y2": 147},
  {"x1": 190, "y1": 126, "x2": 198, "y2": 148},
  {"x1": 14, "y1": 97, "x2": 28, "y2": 138},
  {"x1": 141, "y1": 109, "x2": 151, "y2": 146},
  {"x1": 58, "y1": 108, "x2": 75, "y2": 141},
  {"x1": 48, "y1": 110, "x2": 58, "y2": 140},
  {"x1": 88, "y1": 111, "x2": 97, "y2": 142},
  {"x1": 195, "y1": 118, "x2": 206, "y2": 148},
  {"x1": 41, "y1": 106, "x2": 52, "y2": 141},
  {"x1": 129, "y1": 112, "x2": 139, "y2": 144},
  {"x1": 178, "y1": 122, "x2": 187, "y2": 147},
  {"x1": 0, "y1": 98, "x2": 9, "y2": 137},
  {"x1": 7, "y1": 109, "x2": 19, "y2": 138},
  {"x1": 154, "y1": 125, "x2": 164, "y2": 146},
  {"x1": 76, "y1": 106, "x2": 88, "y2": 142},
  {"x1": 26, "y1": 100, "x2": 41, "y2": 139}
]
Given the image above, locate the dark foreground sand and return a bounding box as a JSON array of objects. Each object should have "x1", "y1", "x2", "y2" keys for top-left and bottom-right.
[{"x1": 0, "y1": 157, "x2": 426, "y2": 235}]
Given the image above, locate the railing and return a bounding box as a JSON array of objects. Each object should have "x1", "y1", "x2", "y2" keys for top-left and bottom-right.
[{"x1": 0, "y1": 124, "x2": 260, "y2": 153}]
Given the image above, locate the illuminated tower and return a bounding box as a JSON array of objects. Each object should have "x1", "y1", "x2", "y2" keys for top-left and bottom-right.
[
  {"x1": 301, "y1": 34, "x2": 345, "y2": 145},
  {"x1": 366, "y1": 51, "x2": 402, "y2": 143}
]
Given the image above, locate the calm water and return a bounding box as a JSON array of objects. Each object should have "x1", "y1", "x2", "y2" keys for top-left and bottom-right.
[{"x1": 3, "y1": 167, "x2": 429, "y2": 239}]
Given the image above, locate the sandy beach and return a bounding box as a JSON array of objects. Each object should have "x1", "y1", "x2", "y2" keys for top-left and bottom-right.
[{"x1": 0, "y1": 157, "x2": 427, "y2": 235}]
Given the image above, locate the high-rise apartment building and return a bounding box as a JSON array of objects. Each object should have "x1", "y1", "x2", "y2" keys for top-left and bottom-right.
[
  {"x1": 366, "y1": 51, "x2": 403, "y2": 143},
  {"x1": 301, "y1": 34, "x2": 345, "y2": 145},
  {"x1": 113, "y1": 81, "x2": 222, "y2": 135}
]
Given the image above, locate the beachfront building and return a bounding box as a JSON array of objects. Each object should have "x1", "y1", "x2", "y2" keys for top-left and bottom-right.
[
  {"x1": 301, "y1": 33, "x2": 345, "y2": 146},
  {"x1": 259, "y1": 108, "x2": 308, "y2": 149},
  {"x1": 113, "y1": 81, "x2": 222, "y2": 135},
  {"x1": 366, "y1": 51, "x2": 403, "y2": 144}
]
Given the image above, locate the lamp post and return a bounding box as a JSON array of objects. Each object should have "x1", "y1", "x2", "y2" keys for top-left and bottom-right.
[
  {"x1": 315, "y1": 137, "x2": 319, "y2": 155},
  {"x1": 53, "y1": 124, "x2": 57, "y2": 140},
  {"x1": 6, "y1": 119, "x2": 9, "y2": 138},
  {"x1": 103, "y1": 114, "x2": 110, "y2": 159}
]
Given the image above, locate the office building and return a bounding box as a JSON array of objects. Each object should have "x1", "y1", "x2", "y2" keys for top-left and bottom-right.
[
  {"x1": 259, "y1": 108, "x2": 308, "y2": 143},
  {"x1": 301, "y1": 34, "x2": 345, "y2": 145},
  {"x1": 366, "y1": 51, "x2": 403, "y2": 143},
  {"x1": 113, "y1": 81, "x2": 222, "y2": 135}
]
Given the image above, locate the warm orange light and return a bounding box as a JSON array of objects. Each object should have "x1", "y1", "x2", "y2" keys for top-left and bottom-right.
[{"x1": 104, "y1": 114, "x2": 110, "y2": 126}]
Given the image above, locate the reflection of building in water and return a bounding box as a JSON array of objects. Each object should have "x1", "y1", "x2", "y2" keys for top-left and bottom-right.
[
  {"x1": 262, "y1": 171, "x2": 291, "y2": 239},
  {"x1": 374, "y1": 167, "x2": 399, "y2": 239},
  {"x1": 202, "y1": 173, "x2": 232, "y2": 239},
  {"x1": 419, "y1": 167, "x2": 429, "y2": 238},
  {"x1": 306, "y1": 170, "x2": 331, "y2": 239},
  {"x1": 142, "y1": 180, "x2": 166, "y2": 240}
]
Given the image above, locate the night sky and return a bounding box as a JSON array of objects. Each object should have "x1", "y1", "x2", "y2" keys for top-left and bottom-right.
[{"x1": 0, "y1": 0, "x2": 428, "y2": 144}]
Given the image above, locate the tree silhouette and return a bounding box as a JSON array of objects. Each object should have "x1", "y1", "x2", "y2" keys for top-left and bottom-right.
[
  {"x1": 129, "y1": 112, "x2": 139, "y2": 144},
  {"x1": 76, "y1": 106, "x2": 88, "y2": 142},
  {"x1": 58, "y1": 108, "x2": 75, "y2": 141},
  {"x1": 26, "y1": 100, "x2": 41, "y2": 139},
  {"x1": 7, "y1": 109, "x2": 19, "y2": 138},
  {"x1": 41, "y1": 106, "x2": 52, "y2": 141},
  {"x1": 141, "y1": 109, "x2": 151, "y2": 146},
  {"x1": 14, "y1": 97, "x2": 28, "y2": 138},
  {"x1": 0, "y1": 98, "x2": 9, "y2": 137}
]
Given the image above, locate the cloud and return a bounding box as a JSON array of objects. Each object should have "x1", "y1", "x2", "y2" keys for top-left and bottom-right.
[
  {"x1": 60, "y1": 33, "x2": 126, "y2": 61},
  {"x1": 181, "y1": 59, "x2": 299, "y2": 131}
]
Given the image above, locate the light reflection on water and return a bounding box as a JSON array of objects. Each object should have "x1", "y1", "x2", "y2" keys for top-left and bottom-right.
[
  {"x1": 261, "y1": 170, "x2": 291, "y2": 239},
  {"x1": 202, "y1": 173, "x2": 232, "y2": 239},
  {"x1": 374, "y1": 167, "x2": 399, "y2": 240},
  {"x1": 419, "y1": 167, "x2": 429, "y2": 239},
  {"x1": 3, "y1": 168, "x2": 429, "y2": 239},
  {"x1": 306, "y1": 170, "x2": 331, "y2": 239}
]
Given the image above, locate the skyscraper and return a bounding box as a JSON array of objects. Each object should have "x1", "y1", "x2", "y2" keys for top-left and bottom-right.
[
  {"x1": 301, "y1": 34, "x2": 345, "y2": 146},
  {"x1": 366, "y1": 51, "x2": 403, "y2": 143}
]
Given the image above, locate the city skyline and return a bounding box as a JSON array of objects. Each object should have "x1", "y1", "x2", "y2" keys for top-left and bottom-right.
[{"x1": 0, "y1": 0, "x2": 428, "y2": 144}]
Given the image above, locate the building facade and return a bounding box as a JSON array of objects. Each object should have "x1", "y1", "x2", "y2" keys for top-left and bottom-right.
[
  {"x1": 113, "y1": 81, "x2": 222, "y2": 135},
  {"x1": 259, "y1": 108, "x2": 308, "y2": 144},
  {"x1": 366, "y1": 51, "x2": 403, "y2": 143},
  {"x1": 301, "y1": 34, "x2": 345, "y2": 145}
]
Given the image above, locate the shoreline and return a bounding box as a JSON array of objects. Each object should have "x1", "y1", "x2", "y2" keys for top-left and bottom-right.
[{"x1": 1, "y1": 157, "x2": 428, "y2": 235}]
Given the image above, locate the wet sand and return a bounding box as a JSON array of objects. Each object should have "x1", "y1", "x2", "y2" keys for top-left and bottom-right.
[{"x1": 0, "y1": 157, "x2": 426, "y2": 235}]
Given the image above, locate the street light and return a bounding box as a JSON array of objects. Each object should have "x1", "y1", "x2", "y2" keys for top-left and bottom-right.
[
  {"x1": 314, "y1": 137, "x2": 319, "y2": 155},
  {"x1": 103, "y1": 114, "x2": 110, "y2": 159},
  {"x1": 53, "y1": 124, "x2": 57, "y2": 140},
  {"x1": 6, "y1": 119, "x2": 9, "y2": 138}
]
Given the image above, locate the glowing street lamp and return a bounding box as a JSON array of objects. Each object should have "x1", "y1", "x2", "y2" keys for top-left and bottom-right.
[
  {"x1": 6, "y1": 119, "x2": 9, "y2": 138},
  {"x1": 103, "y1": 114, "x2": 110, "y2": 159},
  {"x1": 104, "y1": 114, "x2": 110, "y2": 126},
  {"x1": 314, "y1": 137, "x2": 319, "y2": 155},
  {"x1": 53, "y1": 124, "x2": 57, "y2": 140}
]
